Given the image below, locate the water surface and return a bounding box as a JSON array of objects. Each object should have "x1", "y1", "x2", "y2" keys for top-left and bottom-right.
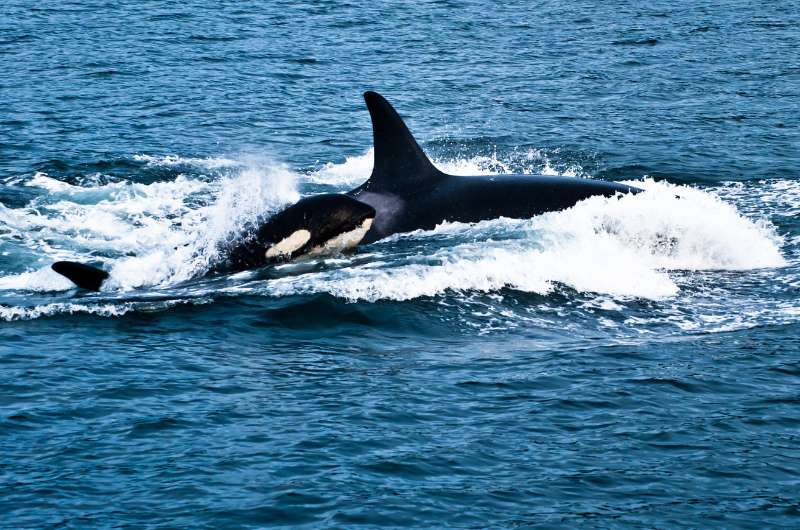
[{"x1": 1, "y1": 1, "x2": 799, "y2": 527}]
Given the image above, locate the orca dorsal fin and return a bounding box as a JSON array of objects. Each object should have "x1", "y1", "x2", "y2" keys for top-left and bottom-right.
[
  {"x1": 363, "y1": 91, "x2": 444, "y2": 194},
  {"x1": 52, "y1": 261, "x2": 109, "y2": 291}
]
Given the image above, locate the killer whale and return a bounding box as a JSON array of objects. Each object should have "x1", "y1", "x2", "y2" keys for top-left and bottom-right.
[
  {"x1": 349, "y1": 91, "x2": 642, "y2": 243},
  {"x1": 212, "y1": 193, "x2": 375, "y2": 274},
  {"x1": 52, "y1": 194, "x2": 375, "y2": 291}
]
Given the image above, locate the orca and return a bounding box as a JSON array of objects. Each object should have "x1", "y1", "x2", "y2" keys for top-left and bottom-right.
[
  {"x1": 348, "y1": 91, "x2": 642, "y2": 243},
  {"x1": 52, "y1": 193, "x2": 376, "y2": 291},
  {"x1": 212, "y1": 193, "x2": 375, "y2": 274}
]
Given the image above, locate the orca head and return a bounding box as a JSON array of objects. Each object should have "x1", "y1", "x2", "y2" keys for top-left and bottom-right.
[{"x1": 257, "y1": 194, "x2": 376, "y2": 261}]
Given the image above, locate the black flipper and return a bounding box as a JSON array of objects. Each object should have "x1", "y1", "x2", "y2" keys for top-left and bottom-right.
[
  {"x1": 362, "y1": 91, "x2": 445, "y2": 194},
  {"x1": 52, "y1": 261, "x2": 109, "y2": 291}
]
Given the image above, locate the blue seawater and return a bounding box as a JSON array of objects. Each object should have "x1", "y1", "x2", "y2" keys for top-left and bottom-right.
[{"x1": 1, "y1": 1, "x2": 799, "y2": 527}]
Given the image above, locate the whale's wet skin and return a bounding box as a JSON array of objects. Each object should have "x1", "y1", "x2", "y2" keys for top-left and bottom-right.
[
  {"x1": 349, "y1": 91, "x2": 643, "y2": 243},
  {"x1": 2, "y1": 1, "x2": 799, "y2": 528}
]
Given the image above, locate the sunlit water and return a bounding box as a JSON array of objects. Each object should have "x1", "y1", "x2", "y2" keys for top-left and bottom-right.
[{"x1": 2, "y1": 1, "x2": 799, "y2": 527}]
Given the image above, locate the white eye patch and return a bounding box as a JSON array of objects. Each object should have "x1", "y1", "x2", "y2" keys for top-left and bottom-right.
[
  {"x1": 307, "y1": 218, "x2": 373, "y2": 257},
  {"x1": 265, "y1": 229, "x2": 311, "y2": 258}
]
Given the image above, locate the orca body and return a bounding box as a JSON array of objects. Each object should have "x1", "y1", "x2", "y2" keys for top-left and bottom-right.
[
  {"x1": 349, "y1": 91, "x2": 642, "y2": 243},
  {"x1": 52, "y1": 194, "x2": 375, "y2": 290}
]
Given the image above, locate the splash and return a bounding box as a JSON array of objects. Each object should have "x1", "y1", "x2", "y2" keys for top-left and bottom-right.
[
  {"x1": 1, "y1": 155, "x2": 298, "y2": 292},
  {"x1": 304, "y1": 146, "x2": 577, "y2": 186},
  {"x1": 133, "y1": 154, "x2": 240, "y2": 170},
  {"x1": 0, "y1": 150, "x2": 792, "y2": 326}
]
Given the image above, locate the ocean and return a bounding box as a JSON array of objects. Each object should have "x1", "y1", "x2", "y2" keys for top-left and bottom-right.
[{"x1": 1, "y1": 1, "x2": 799, "y2": 527}]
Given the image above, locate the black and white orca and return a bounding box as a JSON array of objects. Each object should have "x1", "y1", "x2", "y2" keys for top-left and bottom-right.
[
  {"x1": 52, "y1": 194, "x2": 375, "y2": 290},
  {"x1": 349, "y1": 91, "x2": 642, "y2": 243},
  {"x1": 212, "y1": 193, "x2": 375, "y2": 274}
]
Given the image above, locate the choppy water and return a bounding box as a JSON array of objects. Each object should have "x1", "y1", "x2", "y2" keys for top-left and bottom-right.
[{"x1": 2, "y1": 1, "x2": 799, "y2": 527}]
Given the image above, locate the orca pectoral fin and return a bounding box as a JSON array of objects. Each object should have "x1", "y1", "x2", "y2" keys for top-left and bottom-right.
[{"x1": 52, "y1": 261, "x2": 109, "y2": 291}]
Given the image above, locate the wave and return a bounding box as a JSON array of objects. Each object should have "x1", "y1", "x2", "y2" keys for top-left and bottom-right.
[
  {"x1": 1, "y1": 155, "x2": 298, "y2": 292},
  {"x1": 0, "y1": 150, "x2": 793, "y2": 326}
]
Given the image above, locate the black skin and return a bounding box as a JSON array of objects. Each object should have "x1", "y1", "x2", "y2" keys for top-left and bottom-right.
[
  {"x1": 51, "y1": 261, "x2": 109, "y2": 291},
  {"x1": 348, "y1": 91, "x2": 642, "y2": 244}
]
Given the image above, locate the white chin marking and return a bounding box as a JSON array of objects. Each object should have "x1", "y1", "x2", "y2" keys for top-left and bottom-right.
[
  {"x1": 265, "y1": 229, "x2": 311, "y2": 258},
  {"x1": 307, "y1": 217, "x2": 373, "y2": 257}
]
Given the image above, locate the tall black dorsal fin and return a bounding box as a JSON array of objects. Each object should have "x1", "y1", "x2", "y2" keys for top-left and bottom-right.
[{"x1": 363, "y1": 91, "x2": 444, "y2": 193}]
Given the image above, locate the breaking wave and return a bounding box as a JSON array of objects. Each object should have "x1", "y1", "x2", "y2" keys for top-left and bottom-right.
[{"x1": 0, "y1": 150, "x2": 793, "y2": 329}]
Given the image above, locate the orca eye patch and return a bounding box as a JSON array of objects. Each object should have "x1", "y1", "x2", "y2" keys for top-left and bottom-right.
[
  {"x1": 265, "y1": 229, "x2": 311, "y2": 258},
  {"x1": 307, "y1": 217, "x2": 374, "y2": 257}
]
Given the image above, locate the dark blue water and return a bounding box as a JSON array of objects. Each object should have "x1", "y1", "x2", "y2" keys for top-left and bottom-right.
[{"x1": 2, "y1": 1, "x2": 799, "y2": 527}]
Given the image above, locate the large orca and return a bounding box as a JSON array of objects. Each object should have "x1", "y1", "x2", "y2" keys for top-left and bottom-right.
[
  {"x1": 52, "y1": 194, "x2": 375, "y2": 291},
  {"x1": 349, "y1": 92, "x2": 642, "y2": 243}
]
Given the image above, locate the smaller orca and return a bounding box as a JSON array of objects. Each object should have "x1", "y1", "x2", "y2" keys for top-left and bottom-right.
[
  {"x1": 51, "y1": 193, "x2": 376, "y2": 291},
  {"x1": 213, "y1": 193, "x2": 376, "y2": 274}
]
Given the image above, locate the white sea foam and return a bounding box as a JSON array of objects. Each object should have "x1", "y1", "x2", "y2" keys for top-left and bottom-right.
[
  {"x1": 308, "y1": 149, "x2": 375, "y2": 185},
  {"x1": 0, "y1": 298, "x2": 210, "y2": 321},
  {"x1": 0, "y1": 267, "x2": 74, "y2": 292},
  {"x1": 304, "y1": 147, "x2": 565, "y2": 186},
  {"x1": 262, "y1": 178, "x2": 786, "y2": 302},
  {"x1": 716, "y1": 178, "x2": 800, "y2": 219},
  {"x1": 0, "y1": 156, "x2": 298, "y2": 292},
  {"x1": 0, "y1": 302, "x2": 133, "y2": 321},
  {"x1": 133, "y1": 154, "x2": 240, "y2": 169}
]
